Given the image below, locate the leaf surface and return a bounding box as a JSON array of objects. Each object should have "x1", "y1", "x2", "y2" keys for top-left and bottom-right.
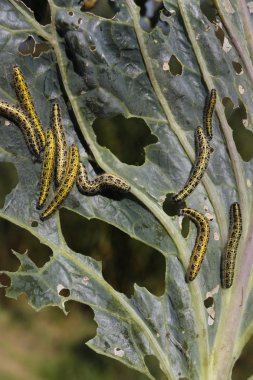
[{"x1": 0, "y1": 1, "x2": 253, "y2": 379}]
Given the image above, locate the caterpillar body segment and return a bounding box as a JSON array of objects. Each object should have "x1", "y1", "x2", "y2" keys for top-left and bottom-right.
[
  {"x1": 36, "y1": 129, "x2": 56, "y2": 210},
  {"x1": 51, "y1": 103, "x2": 68, "y2": 187},
  {"x1": 180, "y1": 208, "x2": 210, "y2": 282},
  {"x1": 40, "y1": 144, "x2": 79, "y2": 220},
  {"x1": 0, "y1": 100, "x2": 40, "y2": 158},
  {"x1": 13, "y1": 64, "x2": 45, "y2": 151},
  {"x1": 76, "y1": 163, "x2": 131, "y2": 194},
  {"x1": 203, "y1": 89, "x2": 216, "y2": 140},
  {"x1": 173, "y1": 127, "x2": 210, "y2": 202},
  {"x1": 221, "y1": 202, "x2": 242, "y2": 289}
]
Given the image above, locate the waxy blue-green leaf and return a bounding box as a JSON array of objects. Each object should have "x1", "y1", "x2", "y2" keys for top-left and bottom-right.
[{"x1": 0, "y1": 0, "x2": 253, "y2": 379}]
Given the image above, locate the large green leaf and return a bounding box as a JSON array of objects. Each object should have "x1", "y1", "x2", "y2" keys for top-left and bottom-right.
[{"x1": 1, "y1": 0, "x2": 253, "y2": 379}]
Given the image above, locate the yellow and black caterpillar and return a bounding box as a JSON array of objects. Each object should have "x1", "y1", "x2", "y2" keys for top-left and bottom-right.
[
  {"x1": 180, "y1": 208, "x2": 210, "y2": 282},
  {"x1": 51, "y1": 103, "x2": 68, "y2": 187},
  {"x1": 40, "y1": 144, "x2": 79, "y2": 220},
  {"x1": 221, "y1": 202, "x2": 242, "y2": 289},
  {"x1": 76, "y1": 162, "x2": 131, "y2": 194},
  {"x1": 203, "y1": 89, "x2": 216, "y2": 140},
  {"x1": 173, "y1": 127, "x2": 210, "y2": 202},
  {"x1": 13, "y1": 65, "x2": 45, "y2": 152},
  {"x1": 37, "y1": 129, "x2": 56, "y2": 210},
  {"x1": 0, "y1": 100, "x2": 41, "y2": 158}
]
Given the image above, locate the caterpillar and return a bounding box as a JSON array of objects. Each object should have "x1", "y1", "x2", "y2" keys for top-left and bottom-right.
[
  {"x1": 0, "y1": 100, "x2": 40, "y2": 158},
  {"x1": 76, "y1": 162, "x2": 131, "y2": 194},
  {"x1": 173, "y1": 127, "x2": 210, "y2": 202},
  {"x1": 40, "y1": 144, "x2": 79, "y2": 220},
  {"x1": 36, "y1": 130, "x2": 56, "y2": 210},
  {"x1": 51, "y1": 103, "x2": 68, "y2": 187},
  {"x1": 221, "y1": 202, "x2": 242, "y2": 289},
  {"x1": 13, "y1": 64, "x2": 45, "y2": 151},
  {"x1": 203, "y1": 89, "x2": 216, "y2": 140},
  {"x1": 180, "y1": 208, "x2": 210, "y2": 282}
]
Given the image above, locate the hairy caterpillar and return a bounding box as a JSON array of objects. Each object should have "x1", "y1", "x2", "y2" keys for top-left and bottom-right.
[
  {"x1": 203, "y1": 89, "x2": 216, "y2": 140},
  {"x1": 76, "y1": 163, "x2": 131, "y2": 194},
  {"x1": 13, "y1": 65, "x2": 45, "y2": 151},
  {"x1": 41, "y1": 144, "x2": 79, "y2": 220},
  {"x1": 0, "y1": 100, "x2": 40, "y2": 158},
  {"x1": 173, "y1": 127, "x2": 210, "y2": 202},
  {"x1": 36, "y1": 130, "x2": 56, "y2": 210},
  {"x1": 51, "y1": 103, "x2": 68, "y2": 187},
  {"x1": 180, "y1": 208, "x2": 210, "y2": 282},
  {"x1": 221, "y1": 202, "x2": 242, "y2": 289}
]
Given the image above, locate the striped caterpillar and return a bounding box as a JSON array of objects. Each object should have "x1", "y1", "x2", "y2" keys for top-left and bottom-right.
[
  {"x1": 36, "y1": 129, "x2": 56, "y2": 210},
  {"x1": 76, "y1": 162, "x2": 131, "y2": 194},
  {"x1": 0, "y1": 100, "x2": 41, "y2": 158},
  {"x1": 173, "y1": 127, "x2": 210, "y2": 202},
  {"x1": 51, "y1": 103, "x2": 68, "y2": 187},
  {"x1": 180, "y1": 208, "x2": 210, "y2": 282},
  {"x1": 40, "y1": 144, "x2": 79, "y2": 220},
  {"x1": 221, "y1": 202, "x2": 242, "y2": 289},
  {"x1": 203, "y1": 89, "x2": 216, "y2": 140},
  {"x1": 13, "y1": 64, "x2": 45, "y2": 152}
]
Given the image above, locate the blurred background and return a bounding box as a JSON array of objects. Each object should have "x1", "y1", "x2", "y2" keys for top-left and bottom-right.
[{"x1": 0, "y1": 0, "x2": 252, "y2": 379}]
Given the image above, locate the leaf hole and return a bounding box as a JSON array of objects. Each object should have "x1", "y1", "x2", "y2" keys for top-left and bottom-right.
[
  {"x1": 0, "y1": 273, "x2": 11, "y2": 287},
  {"x1": 89, "y1": 44, "x2": 97, "y2": 52},
  {"x1": 59, "y1": 288, "x2": 70, "y2": 297},
  {"x1": 232, "y1": 61, "x2": 243, "y2": 75},
  {"x1": 18, "y1": 36, "x2": 35, "y2": 56},
  {"x1": 145, "y1": 355, "x2": 167, "y2": 380},
  {"x1": 80, "y1": 0, "x2": 117, "y2": 19},
  {"x1": 135, "y1": 0, "x2": 169, "y2": 33},
  {"x1": 60, "y1": 210, "x2": 165, "y2": 297},
  {"x1": 215, "y1": 25, "x2": 225, "y2": 46},
  {"x1": 215, "y1": 26, "x2": 232, "y2": 52},
  {"x1": 31, "y1": 221, "x2": 38, "y2": 227},
  {"x1": 223, "y1": 97, "x2": 253, "y2": 161},
  {"x1": 92, "y1": 115, "x2": 158, "y2": 165},
  {"x1": 168, "y1": 55, "x2": 183, "y2": 76},
  {"x1": 21, "y1": 0, "x2": 50, "y2": 25},
  {"x1": 0, "y1": 219, "x2": 52, "y2": 269},
  {"x1": 163, "y1": 193, "x2": 184, "y2": 216},
  {"x1": 204, "y1": 296, "x2": 213, "y2": 308},
  {"x1": 232, "y1": 334, "x2": 253, "y2": 379},
  {"x1": 0, "y1": 163, "x2": 18, "y2": 208},
  {"x1": 200, "y1": 0, "x2": 218, "y2": 23}
]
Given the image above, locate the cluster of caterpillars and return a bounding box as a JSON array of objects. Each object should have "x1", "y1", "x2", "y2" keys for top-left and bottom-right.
[
  {"x1": 0, "y1": 66, "x2": 130, "y2": 221},
  {"x1": 172, "y1": 89, "x2": 242, "y2": 288},
  {"x1": 0, "y1": 66, "x2": 242, "y2": 288}
]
